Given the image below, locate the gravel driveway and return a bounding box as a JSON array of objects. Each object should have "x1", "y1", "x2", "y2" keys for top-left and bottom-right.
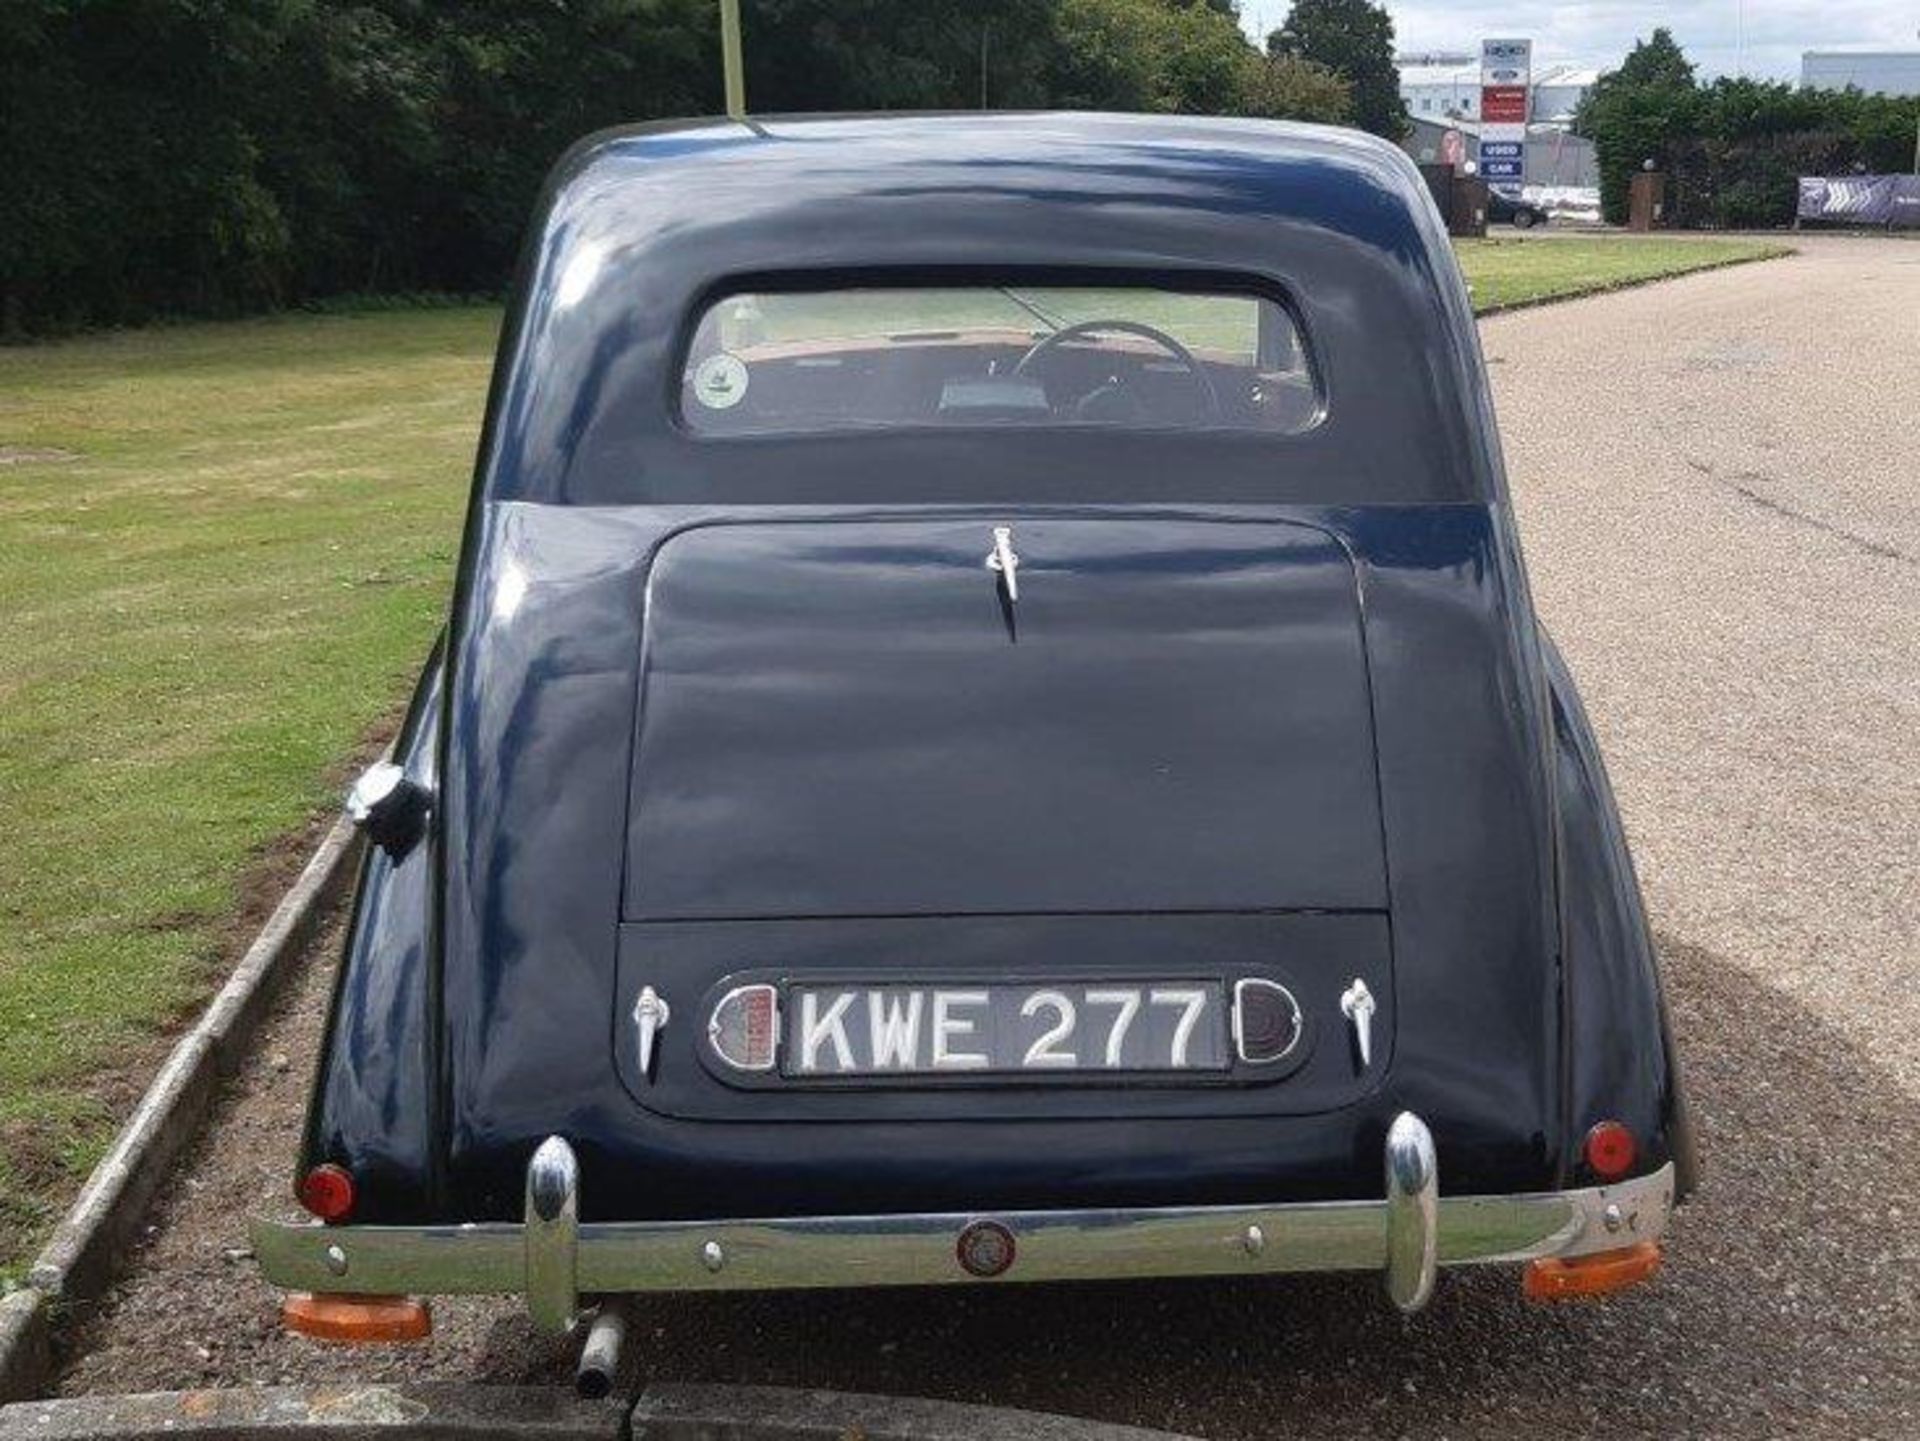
[{"x1": 55, "y1": 237, "x2": 1920, "y2": 1436}]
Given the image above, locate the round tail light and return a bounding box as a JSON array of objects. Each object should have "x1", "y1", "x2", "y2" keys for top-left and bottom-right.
[
  {"x1": 1583, "y1": 1121, "x2": 1638, "y2": 1182},
  {"x1": 297, "y1": 1163, "x2": 357, "y2": 1222}
]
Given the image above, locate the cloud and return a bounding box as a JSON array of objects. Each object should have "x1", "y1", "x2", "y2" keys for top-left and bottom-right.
[{"x1": 1238, "y1": 1, "x2": 1919, "y2": 81}]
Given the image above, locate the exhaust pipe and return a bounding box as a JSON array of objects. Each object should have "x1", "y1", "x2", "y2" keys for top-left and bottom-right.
[{"x1": 574, "y1": 1299, "x2": 632, "y2": 1400}]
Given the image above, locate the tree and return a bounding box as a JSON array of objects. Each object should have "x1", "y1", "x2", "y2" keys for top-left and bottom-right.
[
  {"x1": 403, "y1": 0, "x2": 719, "y2": 292},
  {"x1": 1266, "y1": 0, "x2": 1403, "y2": 138},
  {"x1": 1599, "y1": 26, "x2": 1694, "y2": 91},
  {"x1": 248, "y1": 4, "x2": 442, "y2": 299},
  {"x1": 1575, "y1": 28, "x2": 1701, "y2": 224},
  {"x1": 0, "y1": 0, "x2": 301, "y2": 331},
  {"x1": 1045, "y1": 0, "x2": 1160, "y2": 110},
  {"x1": 1151, "y1": 0, "x2": 1267, "y2": 113},
  {"x1": 1569, "y1": 32, "x2": 1916, "y2": 230},
  {"x1": 1236, "y1": 54, "x2": 1352, "y2": 125},
  {"x1": 1046, "y1": 0, "x2": 1251, "y2": 115},
  {"x1": 0, "y1": 0, "x2": 1380, "y2": 336},
  {"x1": 1662, "y1": 75, "x2": 1920, "y2": 228},
  {"x1": 744, "y1": 0, "x2": 1056, "y2": 112}
]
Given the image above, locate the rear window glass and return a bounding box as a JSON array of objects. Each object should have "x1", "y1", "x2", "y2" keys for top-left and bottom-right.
[{"x1": 680, "y1": 285, "x2": 1320, "y2": 436}]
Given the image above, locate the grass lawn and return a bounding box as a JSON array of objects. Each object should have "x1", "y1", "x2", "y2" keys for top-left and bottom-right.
[
  {"x1": 0, "y1": 308, "x2": 496, "y2": 1281},
  {"x1": 0, "y1": 233, "x2": 1789, "y2": 1282},
  {"x1": 1454, "y1": 235, "x2": 1789, "y2": 311}
]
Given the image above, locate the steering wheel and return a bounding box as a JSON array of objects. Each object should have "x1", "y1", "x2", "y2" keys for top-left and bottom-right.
[{"x1": 1012, "y1": 319, "x2": 1220, "y2": 421}]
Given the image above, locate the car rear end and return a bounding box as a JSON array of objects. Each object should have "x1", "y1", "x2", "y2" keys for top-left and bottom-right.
[{"x1": 256, "y1": 115, "x2": 1685, "y2": 1344}]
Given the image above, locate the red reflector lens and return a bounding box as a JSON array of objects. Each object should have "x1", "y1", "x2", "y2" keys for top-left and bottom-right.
[
  {"x1": 297, "y1": 1163, "x2": 357, "y2": 1222},
  {"x1": 708, "y1": 983, "x2": 779, "y2": 1072},
  {"x1": 1583, "y1": 1121, "x2": 1638, "y2": 1181}
]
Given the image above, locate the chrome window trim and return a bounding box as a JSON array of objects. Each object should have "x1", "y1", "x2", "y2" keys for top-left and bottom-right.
[{"x1": 254, "y1": 1120, "x2": 1673, "y2": 1332}]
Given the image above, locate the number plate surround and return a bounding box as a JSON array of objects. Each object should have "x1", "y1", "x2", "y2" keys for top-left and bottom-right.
[{"x1": 620, "y1": 913, "x2": 1387, "y2": 1119}]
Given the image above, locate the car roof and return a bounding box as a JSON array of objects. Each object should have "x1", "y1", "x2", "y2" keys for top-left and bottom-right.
[
  {"x1": 577, "y1": 110, "x2": 1410, "y2": 186},
  {"x1": 479, "y1": 113, "x2": 1505, "y2": 507},
  {"x1": 554, "y1": 112, "x2": 1432, "y2": 251}
]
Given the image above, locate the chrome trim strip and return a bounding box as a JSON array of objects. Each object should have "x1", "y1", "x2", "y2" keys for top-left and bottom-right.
[
  {"x1": 255, "y1": 1162, "x2": 1674, "y2": 1306},
  {"x1": 1383, "y1": 1112, "x2": 1438, "y2": 1312},
  {"x1": 524, "y1": 1136, "x2": 579, "y2": 1334}
]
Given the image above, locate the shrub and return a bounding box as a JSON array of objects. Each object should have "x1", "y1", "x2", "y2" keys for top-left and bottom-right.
[{"x1": 1577, "y1": 32, "x2": 1920, "y2": 230}]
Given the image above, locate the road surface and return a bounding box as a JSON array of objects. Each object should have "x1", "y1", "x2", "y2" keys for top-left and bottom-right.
[{"x1": 60, "y1": 237, "x2": 1920, "y2": 1437}]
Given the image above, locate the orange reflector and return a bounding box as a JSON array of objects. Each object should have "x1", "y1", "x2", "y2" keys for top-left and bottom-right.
[
  {"x1": 282, "y1": 1292, "x2": 431, "y2": 1342},
  {"x1": 1524, "y1": 1242, "x2": 1662, "y2": 1301}
]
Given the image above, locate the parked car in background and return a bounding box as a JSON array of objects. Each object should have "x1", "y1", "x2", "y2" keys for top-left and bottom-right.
[
  {"x1": 254, "y1": 115, "x2": 1695, "y2": 1365},
  {"x1": 1489, "y1": 188, "x2": 1551, "y2": 228}
]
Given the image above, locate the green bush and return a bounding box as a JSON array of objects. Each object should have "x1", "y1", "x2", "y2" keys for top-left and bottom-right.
[{"x1": 1576, "y1": 31, "x2": 1919, "y2": 229}]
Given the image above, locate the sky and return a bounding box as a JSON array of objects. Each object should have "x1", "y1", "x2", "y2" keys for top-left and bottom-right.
[{"x1": 1236, "y1": 2, "x2": 1920, "y2": 81}]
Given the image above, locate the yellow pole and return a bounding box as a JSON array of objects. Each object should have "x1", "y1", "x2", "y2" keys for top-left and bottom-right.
[{"x1": 720, "y1": 0, "x2": 746, "y2": 119}]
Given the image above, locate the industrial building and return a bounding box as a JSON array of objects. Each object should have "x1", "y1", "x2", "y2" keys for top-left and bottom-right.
[
  {"x1": 1800, "y1": 50, "x2": 1920, "y2": 96},
  {"x1": 1397, "y1": 52, "x2": 1597, "y2": 125}
]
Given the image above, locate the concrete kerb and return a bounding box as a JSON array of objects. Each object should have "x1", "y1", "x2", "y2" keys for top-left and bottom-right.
[
  {"x1": 0, "y1": 1293, "x2": 51, "y2": 1413},
  {"x1": 0, "y1": 813, "x2": 363, "y2": 1403},
  {"x1": 0, "y1": 1384, "x2": 1200, "y2": 1441},
  {"x1": 631, "y1": 1383, "x2": 1199, "y2": 1439},
  {"x1": 0, "y1": 1386, "x2": 628, "y2": 1441}
]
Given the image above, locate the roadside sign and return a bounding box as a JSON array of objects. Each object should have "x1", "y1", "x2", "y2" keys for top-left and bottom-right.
[
  {"x1": 1480, "y1": 38, "x2": 1531, "y2": 186},
  {"x1": 1480, "y1": 85, "x2": 1527, "y2": 123},
  {"x1": 1481, "y1": 38, "x2": 1531, "y2": 79}
]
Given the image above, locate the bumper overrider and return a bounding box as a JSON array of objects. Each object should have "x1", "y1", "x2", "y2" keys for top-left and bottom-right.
[{"x1": 253, "y1": 1113, "x2": 1674, "y2": 1334}]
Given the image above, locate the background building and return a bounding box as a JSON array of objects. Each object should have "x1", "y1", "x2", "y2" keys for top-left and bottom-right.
[
  {"x1": 1398, "y1": 52, "x2": 1479, "y2": 121},
  {"x1": 1801, "y1": 50, "x2": 1920, "y2": 96},
  {"x1": 1531, "y1": 65, "x2": 1600, "y2": 124},
  {"x1": 1399, "y1": 52, "x2": 1596, "y2": 126}
]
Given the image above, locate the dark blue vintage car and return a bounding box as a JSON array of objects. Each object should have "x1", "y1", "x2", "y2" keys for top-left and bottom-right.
[{"x1": 254, "y1": 113, "x2": 1695, "y2": 1352}]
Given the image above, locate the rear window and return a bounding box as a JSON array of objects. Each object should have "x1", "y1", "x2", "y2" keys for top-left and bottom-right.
[{"x1": 680, "y1": 284, "x2": 1320, "y2": 436}]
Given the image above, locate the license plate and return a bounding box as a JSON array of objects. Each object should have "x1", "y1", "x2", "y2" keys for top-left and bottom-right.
[{"x1": 781, "y1": 981, "x2": 1227, "y2": 1077}]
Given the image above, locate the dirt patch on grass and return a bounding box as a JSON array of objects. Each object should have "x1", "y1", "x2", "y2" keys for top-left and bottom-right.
[
  {"x1": 0, "y1": 1120, "x2": 70, "y2": 1272},
  {"x1": 0, "y1": 447, "x2": 79, "y2": 466}
]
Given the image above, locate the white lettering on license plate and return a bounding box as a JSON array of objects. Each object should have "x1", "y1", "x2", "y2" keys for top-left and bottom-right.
[{"x1": 784, "y1": 982, "x2": 1225, "y2": 1076}]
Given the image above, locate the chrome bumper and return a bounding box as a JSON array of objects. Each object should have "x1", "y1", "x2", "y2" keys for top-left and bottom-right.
[{"x1": 252, "y1": 1114, "x2": 1674, "y2": 1331}]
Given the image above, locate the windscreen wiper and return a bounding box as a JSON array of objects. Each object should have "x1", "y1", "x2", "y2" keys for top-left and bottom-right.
[{"x1": 998, "y1": 287, "x2": 1066, "y2": 334}]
